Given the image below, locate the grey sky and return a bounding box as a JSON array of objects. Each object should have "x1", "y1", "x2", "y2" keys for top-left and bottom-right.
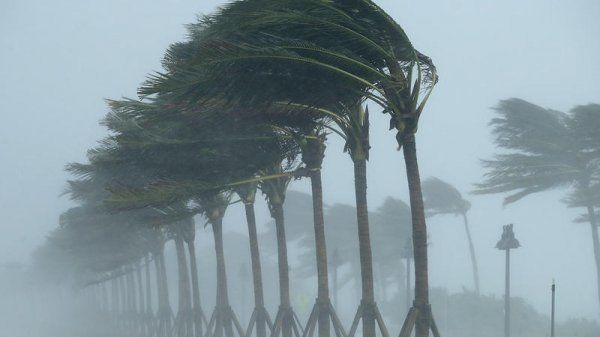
[{"x1": 1, "y1": 0, "x2": 599, "y2": 320}]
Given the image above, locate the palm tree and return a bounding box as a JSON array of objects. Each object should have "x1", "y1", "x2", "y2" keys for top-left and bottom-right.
[
  {"x1": 103, "y1": 97, "x2": 308, "y2": 337},
  {"x1": 142, "y1": 3, "x2": 438, "y2": 336},
  {"x1": 372, "y1": 197, "x2": 413, "y2": 308},
  {"x1": 259, "y1": 163, "x2": 304, "y2": 337},
  {"x1": 422, "y1": 177, "x2": 480, "y2": 294},
  {"x1": 475, "y1": 99, "x2": 600, "y2": 313},
  {"x1": 59, "y1": 169, "x2": 173, "y2": 336}
]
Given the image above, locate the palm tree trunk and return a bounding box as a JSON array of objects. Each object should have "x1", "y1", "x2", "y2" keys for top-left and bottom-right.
[
  {"x1": 212, "y1": 217, "x2": 234, "y2": 337},
  {"x1": 128, "y1": 267, "x2": 139, "y2": 335},
  {"x1": 353, "y1": 158, "x2": 375, "y2": 337},
  {"x1": 111, "y1": 277, "x2": 119, "y2": 331},
  {"x1": 244, "y1": 202, "x2": 267, "y2": 337},
  {"x1": 145, "y1": 254, "x2": 153, "y2": 334},
  {"x1": 586, "y1": 205, "x2": 600, "y2": 314},
  {"x1": 155, "y1": 247, "x2": 173, "y2": 337},
  {"x1": 137, "y1": 263, "x2": 146, "y2": 337},
  {"x1": 310, "y1": 169, "x2": 331, "y2": 337},
  {"x1": 102, "y1": 283, "x2": 108, "y2": 314},
  {"x1": 187, "y1": 240, "x2": 204, "y2": 337},
  {"x1": 402, "y1": 134, "x2": 430, "y2": 337},
  {"x1": 272, "y1": 203, "x2": 291, "y2": 307},
  {"x1": 153, "y1": 253, "x2": 165, "y2": 312},
  {"x1": 461, "y1": 213, "x2": 480, "y2": 294},
  {"x1": 111, "y1": 277, "x2": 119, "y2": 316},
  {"x1": 405, "y1": 257, "x2": 411, "y2": 313},
  {"x1": 272, "y1": 202, "x2": 293, "y2": 337},
  {"x1": 332, "y1": 264, "x2": 338, "y2": 310},
  {"x1": 175, "y1": 236, "x2": 193, "y2": 337},
  {"x1": 119, "y1": 273, "x2": 127, "y2": 331}
]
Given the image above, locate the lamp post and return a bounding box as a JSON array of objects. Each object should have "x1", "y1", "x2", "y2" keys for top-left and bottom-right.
[
  {"x1": 496, "y1": 224, "x2": 520, "y2": 337},
  {"x1": 551, "y1": 281, "x2": 556, "y2": 337}
]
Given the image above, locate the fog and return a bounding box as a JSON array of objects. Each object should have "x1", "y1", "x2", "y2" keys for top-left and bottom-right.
[{"x1": 1, "y1": 0, "x2": 599, "y2": 336}]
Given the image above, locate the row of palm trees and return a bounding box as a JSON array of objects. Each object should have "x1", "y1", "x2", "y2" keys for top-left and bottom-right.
[{"x1": 42, "y1": 1, "x2": 440, "y2": 337}]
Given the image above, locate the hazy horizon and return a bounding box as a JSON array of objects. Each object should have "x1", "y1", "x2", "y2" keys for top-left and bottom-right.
[{"x1": 1, "y1": 0, "x2": 599, "y2": 328}]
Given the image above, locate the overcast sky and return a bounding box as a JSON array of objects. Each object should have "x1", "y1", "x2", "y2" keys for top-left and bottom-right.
[{"x1": 1, "y1": 0, "x2": 599, "y2": 320}]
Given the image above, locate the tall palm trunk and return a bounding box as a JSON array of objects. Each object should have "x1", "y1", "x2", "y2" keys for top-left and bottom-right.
[
  {"x1": 331, "y1": 248, "x2": 340, "y2": 310},
  {"x1": 310, "y1": 169, "x2": 330, "y2": 337},
  {"x1": 586, "y1": 205, "x2": 600, "y2": 314},
  {"x1": 272, "y1": 202, "x2": 293, "y2": 337},
  {"x1": 127, "y1": 267, "x2": 139, "y2": 335},
  {"x1": 402, "y1": 134, "x2": 430, "y2": 337},
  {"x1": 212, "y1": 217, "x2": 235, "y2": 337},
  {"x1": 101, "y1": 283, "x2": 108, "y2": 314},
  {"x1": 111, "y1": 277, "x2": 119, "y2": 317},
  {"x1": 145, "y1": 254, "x2": 153, "y2": 333},
  {"x1": 137, "y1": 262, "x2": 146, "y2": 337},
  {"x1": 353, "y1": 158, "x2": 375, "y2": 337},
  {"x1": 175, "y1": 236, "x2": 193, "y2": 337},
  {"x1": 461, "y1": 213, "x2": 480, "y2": 294},
  {"x1": 119, "y1": 272, "x2": 128, "y2": 331},
  {"x1": 187, "y1": 239, "x2": 204, "y2": 337},
  {"x1": 155, "y1": 247, "x2": 173, "y2": 337},
  {"x1": 244, "y1": 202, "x2": 267, "y2": 337},
  {"x1": 154, "y1": 253, "x2": 166, "y2": 311},
  {"x1": 111, "y1": 276, "x2": 120, "y2": 332}
]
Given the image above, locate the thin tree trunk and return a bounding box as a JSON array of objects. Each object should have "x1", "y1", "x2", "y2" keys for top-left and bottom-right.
[
  {"x1": 127, "y1": 268, "x2": 138, "y2": 335},
  {"x1": 175, "y1": 236, "x2": 193, "y2": 337},
  {"x1": 154, "y1": 253, "x2": 166, "y2": 313},
  {"x1": 145, "y1": 254, "x2": 153, "y2": 334},
  {"x1": 111, "y1": 277, "x2": 119, "y2": 331},
  {"x1": 402, "y1": 134, "x2": 430, "y2": 337},
  {"x1": 212, "y1": 217, "x2": 234, "y2": 337},
  {"x1": 244, "y1": 202, "x2": 267, "y2": 337},
  {"x1": 462, "y1": 213, "x2": 480, "y2": 294},
  {"x1": 155, "y1": 247, "x2": 173, "y2": 337},
  {"x1": 146, "y1": 254, "x2": 153, "y2": 313},
  {"x1": 586, "y1": 205, "x2": 600, "y2": 314},
  {"x1": 332, "y1": 262, "x2": 338, "y2": 310},
  {"x1": 119, "y1": 273, "x2": 127, "y2": 331},
  {"x1": 159, "y1": 252, "x2": 171, "y2": 311},
  {"x1": 137, "y1": 262, "x2": 146, "y2": 337},
  {"x1": 405, "y1": 257, "x2": 411, "y2": 313},
  {"x1": 112, "y1": 277, "x2": 119, "y2": 316},
  {"x1": 310, "y1": 169, "x2": 331, "y2": 337},
  {"x1": 272, "y1": 203, "x2": 292, "y2": 337},
  {"x1": 102, "y1": 283, "x2": 108, "y2": 313},
  {"x1": 188, "y1": 240, "x2": 204, "y2": 337},
  {"x1": 353, "y1": 158, "x2": 375, "y2": 337},
  {"x1": 504, "y1": 249, "x2": 511, "y2": 337}
]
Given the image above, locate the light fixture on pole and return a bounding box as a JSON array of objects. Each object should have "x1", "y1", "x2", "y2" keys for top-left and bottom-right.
[{"x1": 496, "y1": 224, "x2": 520, "y2": 337}]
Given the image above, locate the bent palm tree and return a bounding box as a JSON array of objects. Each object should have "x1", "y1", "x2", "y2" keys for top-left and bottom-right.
[
  {"x1": 141, "y1": 2, "x2": 438, "y2": 336},
  {"x1": 475, "y1": 99, "x2": 600, "y2": 314},
  {"x1": 422, "y1": 177, "x2": 480, "y2": 294}
]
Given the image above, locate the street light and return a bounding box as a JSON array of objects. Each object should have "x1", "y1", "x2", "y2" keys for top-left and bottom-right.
[{"x1": 496, "y1": 224, "x2": 520, "y2": 337}]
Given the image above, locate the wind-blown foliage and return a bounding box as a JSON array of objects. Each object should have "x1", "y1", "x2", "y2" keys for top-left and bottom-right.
[{"x1": 476, "y1": 98, "x2": 600, "y2": 312}]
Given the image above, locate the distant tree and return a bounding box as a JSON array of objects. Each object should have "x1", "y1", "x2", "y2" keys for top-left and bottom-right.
[
  {"x1": 475, "y1": 99, "x2": 600, "y2": 312},
  {"x1": 423, "y1": 177, "x2": 480, "y2": 294},
  {"x1": 371, "y1": 197, "x2": 412, "y2": 302}
]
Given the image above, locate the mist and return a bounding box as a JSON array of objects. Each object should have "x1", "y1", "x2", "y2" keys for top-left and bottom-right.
[{"x1": 1, "y1": 1, "x2": 599, "y2": 336}]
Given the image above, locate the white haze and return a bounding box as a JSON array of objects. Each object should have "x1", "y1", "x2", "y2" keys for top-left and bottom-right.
[{"x1": 1, "y1": 0, "x2": 599, "y2": 334}]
